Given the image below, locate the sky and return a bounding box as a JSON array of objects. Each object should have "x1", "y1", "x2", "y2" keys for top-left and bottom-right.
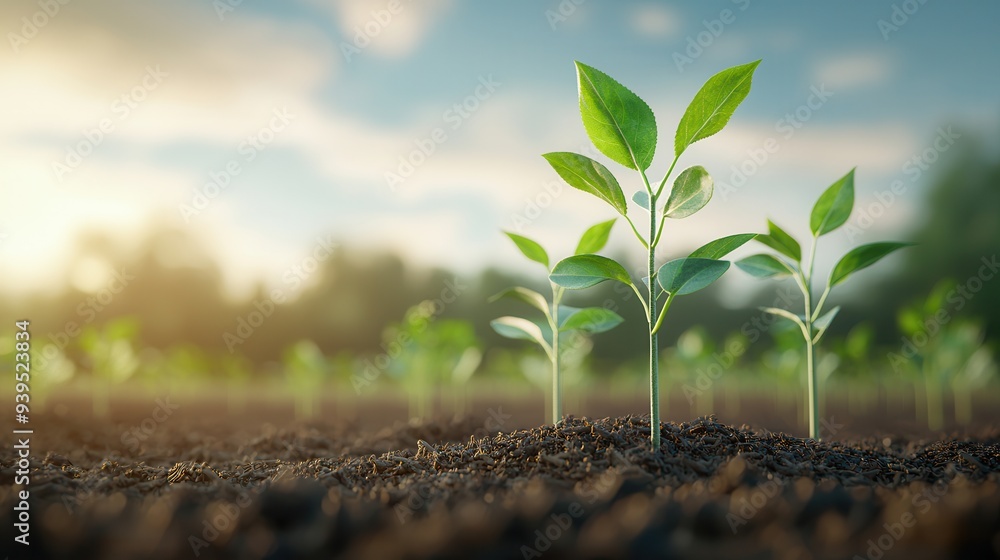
[{"x1": 1, "y1": 0, "x2": 998, "y2": 301}]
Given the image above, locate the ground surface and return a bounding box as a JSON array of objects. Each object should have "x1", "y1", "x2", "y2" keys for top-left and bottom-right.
[{"x1": 2, "y1": 400, "x2": 1000, "y2": 560}]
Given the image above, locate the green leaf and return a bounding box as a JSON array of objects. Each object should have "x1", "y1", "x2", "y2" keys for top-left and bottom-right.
[
  {"x1": 632, "y1": 190, "x2": 650, "y2": 211},
  {"x1": 559, "y1": 307, "x2": 624, "y2": 333},
  {"x1": 757, "y1": 220, "x2": 801, "y2": 262},
  {"x1": 488, "y1": 287, "x2": 550, "y2": 316},
  {"x1": 575, "y1": 219, "x2": 616, "y2": 255},
  {"x1": 575, "y1": 61, "x2": 657, "y2": 171},
  {"x1": 675, "y1": 60, "x2": 761, "y2": 157},
  {"x1": 657, "y1": 257, "x2": 730, "y2": 296},
  {"x1": 550, "y1": 254, "x2": 632, "y2": 290},
  {"x1": 490, "y1": 317, "x2": 551, "y2": 352},
  {"x1": 812, "y1": 306, "x2": 841, "y2": 344},
  {"x1": 542, "y1": 152, "x2": 628, "y2": 215},
  {"x1": 555, "y1": 305, "x2": 580, "y2": 328},
  {"x1": 829, "y1": 242, "x2": 912, "y2": 287},
  {"x1": 736, "y1": 254, "x2": 795, "y2": 278},
  {"x1": 503, "y1": 232, "x2": 549, "y2": 268},
  {"x1": 689, "y1": 233, "x2": 757, "y2": 259},
  {"x1": 809, "y1": 169, "x2": 855, "y2": 237},
  {"x1": 664, "y1": 166, "x2": 713, "y2": 219}
]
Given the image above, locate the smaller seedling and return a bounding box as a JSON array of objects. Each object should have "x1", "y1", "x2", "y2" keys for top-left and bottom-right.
[
  {"x1": 384, "y1": 301, "x2": 481, "y2": 419},
  {"x1": 736, "y1": 169, "x2": 911, "y2": 439},
  {"x1": 895, "y1": 280, "x2": 996, "y2": 429},
  {"x1": 283, "y1": 339, "x2": 330, "y2": 419},
  {"x1": 491, "y1": 221, "x2": 624, "y2": 425},
  {"x1": 79, "y1": 317, "x2": 141, "y2": 417}
]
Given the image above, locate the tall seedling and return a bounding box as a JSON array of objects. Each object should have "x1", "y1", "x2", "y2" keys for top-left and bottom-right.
[
  {"x1": 736, "y1": 169, "x2": 911, "y2": 439},
  {"x1": 545, "y1": 61, "x2": 761, "y2": 448},
  {"x1": 491, "y1": 221, "x2": 625, "y2": 425}
]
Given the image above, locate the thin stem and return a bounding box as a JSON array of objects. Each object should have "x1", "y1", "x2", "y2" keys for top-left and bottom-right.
[
  {"x1": 652, "y1": 211, "x2": 667, "y2": 248},
  {"x1": 624, "y1": 215, "x2": 650, "y2": 249},
  {"x1": 654, "y1": 154, "x2": 681, "y2": 199},
  {"x1": 647, "y1": 174, "x2": 661, "y2": 451},
  {"x1": 811, "y1": 284, "x2": 832, "y2": 323},
  {"x1": 805, "y1": 328, "x2": 818, "y2": 439},
  {"x1": 802, "y1": 235, "x2": 820, "y2": 440},
  {"x1": 651, "y1": 155, "x2": 682, "y2": 247},
  {"x1": 630, "y1": 283, "x2": 650, "y2": 321},
  {"x1": 549, "y1": 284, "x2": 564, "y2": 425},
  {"x1": 650, "y1": 292, "x2": 675, "y2": 335}
]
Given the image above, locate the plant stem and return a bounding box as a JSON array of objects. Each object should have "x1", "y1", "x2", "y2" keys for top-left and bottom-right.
[
  {"x1": 648, "y1": 189, "x2": 660, "y2": 450},
  {"x1": 549, "y1": 284, "x2": 564, "y2": 425},
  {"x1": 803, "y1": 235, "x2": 820, "y2": 440}
]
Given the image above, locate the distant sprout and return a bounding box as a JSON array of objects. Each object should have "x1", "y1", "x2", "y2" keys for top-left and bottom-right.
[
  {"x1": 283, "y1": 340, "x2": 329, "y2": 419},
  {"x1": 78, "y1": 317, "x2": 141, "y2": 418},
  {"x1": 673, "y1": 326, "x2": 718, "y2": 417},
  {"x1": 219, "y1": 353, "x2": 253, "y2": 414},
  {"x1": 163, "y1": 344, "x2": 213, "y2": 397},
  {"x1": 2, "y1": 333, "x2": 74, "y2": 411},
  {"x1": 736, "y1": 169, "x2": 911, "y2": 440},
  {"x1": 894, "y1": 280, "x2": 996, "y2": 429},
  {"x1": 450, "y1": 346, "x2": 483, "y2": 417},
  {"x1": 490, "y1": 221, "x2": 625, "y2": 425},
  {"x1": 542, "y1": 60, "x2": 761, "y2": 448},
  {"x1": 384, "y1": 302, "x2": 481, "y2": 419}
]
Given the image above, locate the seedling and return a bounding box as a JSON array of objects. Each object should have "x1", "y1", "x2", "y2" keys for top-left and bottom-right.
[
  {"x1": 79, "y1": 317, "x2": 141, "y2": 417},
  {"x1": 895, "y1": 280, "x2": 995, "y2": 429},
  {"x1": 283, "y1": 339, "x2": 329, "y2": 419},
  {"x1": 543, "y1": 61, "x2": 761, "y2": 448},
  {"x1": 491, "y1": 221, "x2": 625, "y2": 425},
  {"x1": 385, "y1": 301, "x2": 482, "y2": 419},
  {"x1": 736, "y1": 169, "x2": 911, "y2": 439}
]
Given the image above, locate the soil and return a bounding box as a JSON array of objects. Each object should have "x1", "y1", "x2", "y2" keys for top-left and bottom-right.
[{"x1": 2, "y1": 409, "x2": 1000, "y2": 560}]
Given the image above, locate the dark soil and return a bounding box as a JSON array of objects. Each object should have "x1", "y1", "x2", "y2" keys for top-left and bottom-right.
[{"x1": 2, "y1": 414, "x2": 1000, "y2": 559}]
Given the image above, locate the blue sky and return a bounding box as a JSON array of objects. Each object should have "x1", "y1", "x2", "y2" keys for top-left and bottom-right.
[{"x1": 1, "y1": 0, "x2": 997, "y2": 299}]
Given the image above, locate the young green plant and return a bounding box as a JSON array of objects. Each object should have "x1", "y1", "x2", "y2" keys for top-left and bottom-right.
[
  {"x1": 491, "y1": 220, "x2": 625, "y2": 425},
  {"x1": 735, "y1": 169, "x2": 911, "y2": 439},
  {"x1": 543, "y1": 61, "x2": 761, "y2": 449}
]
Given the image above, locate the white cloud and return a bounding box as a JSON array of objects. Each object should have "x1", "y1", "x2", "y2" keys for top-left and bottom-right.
[
  {"x1": 315, "y1": 0, "x2": 453, "y2": 59},
  {"x1": 629, "y1": 3, "x2": 680, "y2": 39},
  {"x1": 814, "y1": 52, "x2": 893, "y2": 91}
]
